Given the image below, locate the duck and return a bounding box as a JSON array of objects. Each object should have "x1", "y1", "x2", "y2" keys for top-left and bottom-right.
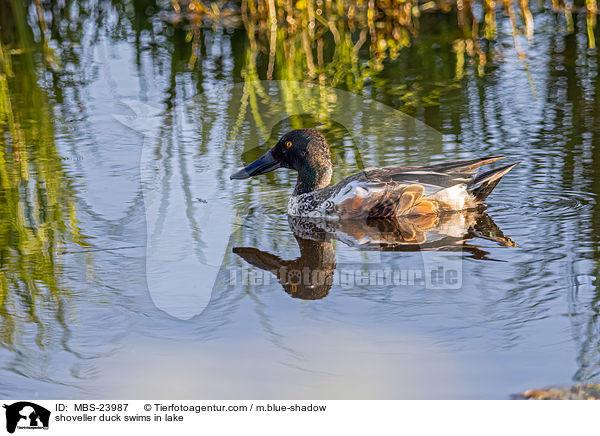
[{"x1": 230, "y1": 128, "x2": 518, "y2": 220}]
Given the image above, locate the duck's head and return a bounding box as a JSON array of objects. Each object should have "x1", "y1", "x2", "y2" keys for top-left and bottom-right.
[{"x1": 230, "y1": 128, "x2": 333, "y2": 195}]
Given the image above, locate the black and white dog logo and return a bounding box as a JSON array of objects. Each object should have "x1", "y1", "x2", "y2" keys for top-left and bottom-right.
[{"x1": 3, "y1": 402, "x2": 50, "y2": 433}]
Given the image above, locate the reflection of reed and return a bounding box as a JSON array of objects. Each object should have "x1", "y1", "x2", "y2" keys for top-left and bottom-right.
[
  {"x1": 173, "y1": 0, "x2": 598, "y2": 84},
  {"x1": 0, "y1": 3, "x2": 84, "y2": 347}
]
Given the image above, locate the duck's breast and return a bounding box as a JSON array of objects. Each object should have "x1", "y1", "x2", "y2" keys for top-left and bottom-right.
[{"x1": 287, "y1": 191, "x2": 337, "y2": 219}]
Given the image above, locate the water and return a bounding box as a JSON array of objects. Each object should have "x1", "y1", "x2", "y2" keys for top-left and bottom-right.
[{"x1": 0, "y1": 0, "x2": 599, "y2": 399}]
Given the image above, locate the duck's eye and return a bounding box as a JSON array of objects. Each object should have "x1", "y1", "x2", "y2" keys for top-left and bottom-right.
[{"x1": 285, "y1": 141, "x2": 293, "y2": 148}]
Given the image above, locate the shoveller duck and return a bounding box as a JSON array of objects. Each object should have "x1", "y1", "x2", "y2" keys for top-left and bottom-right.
[{"x1": 230, "y1": 129, "x2": 518, "y2": 220}]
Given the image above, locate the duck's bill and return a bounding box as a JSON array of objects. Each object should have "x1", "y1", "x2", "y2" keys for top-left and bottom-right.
[{"x1": 230, "y1": 150, "x2": 281, "y2": 179}]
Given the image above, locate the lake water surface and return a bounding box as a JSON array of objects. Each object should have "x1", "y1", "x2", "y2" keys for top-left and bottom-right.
[{"x1": 1, "y1": 0, "x2": 599, "y2": 399}]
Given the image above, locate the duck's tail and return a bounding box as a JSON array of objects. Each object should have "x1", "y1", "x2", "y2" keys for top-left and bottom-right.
[{"x1": 467, "y1": 162, "x2": 519, "y2": 202}]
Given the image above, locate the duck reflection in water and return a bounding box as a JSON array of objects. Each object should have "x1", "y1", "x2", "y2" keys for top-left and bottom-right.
[{"x1": 233, "y1": 211, "x2": 515, "y2": 300}]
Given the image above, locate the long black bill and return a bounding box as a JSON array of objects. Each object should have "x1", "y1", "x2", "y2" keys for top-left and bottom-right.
[{"x1": 230, "y1": 150, "x2": 281, "y2": 180}]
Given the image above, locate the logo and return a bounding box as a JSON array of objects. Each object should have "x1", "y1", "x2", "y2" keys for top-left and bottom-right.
[{"x1": 3, "y1": 402, "x2": 50, "y2": 434}]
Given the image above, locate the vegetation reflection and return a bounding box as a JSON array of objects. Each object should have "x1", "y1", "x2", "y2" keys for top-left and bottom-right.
[{"x1": 0, "y1": 2, "x2": 84, "y2": 348}]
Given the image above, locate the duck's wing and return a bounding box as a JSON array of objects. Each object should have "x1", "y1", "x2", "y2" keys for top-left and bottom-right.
[
  {"x1": 356, "y1": 156, "x2": 507, "y2": 189},
  {"x1": 326, "y1": 169, "x2": 463, "y2": 219},
  {"x1": 329, "y1": 180, "x2": 434, "y2": 219},
  {"x1": 416, "y1": 156, "x2": 507, "y2": 174},
  {"x1": 325, "y1": 156, "x2": 516, "y2": 218}
]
